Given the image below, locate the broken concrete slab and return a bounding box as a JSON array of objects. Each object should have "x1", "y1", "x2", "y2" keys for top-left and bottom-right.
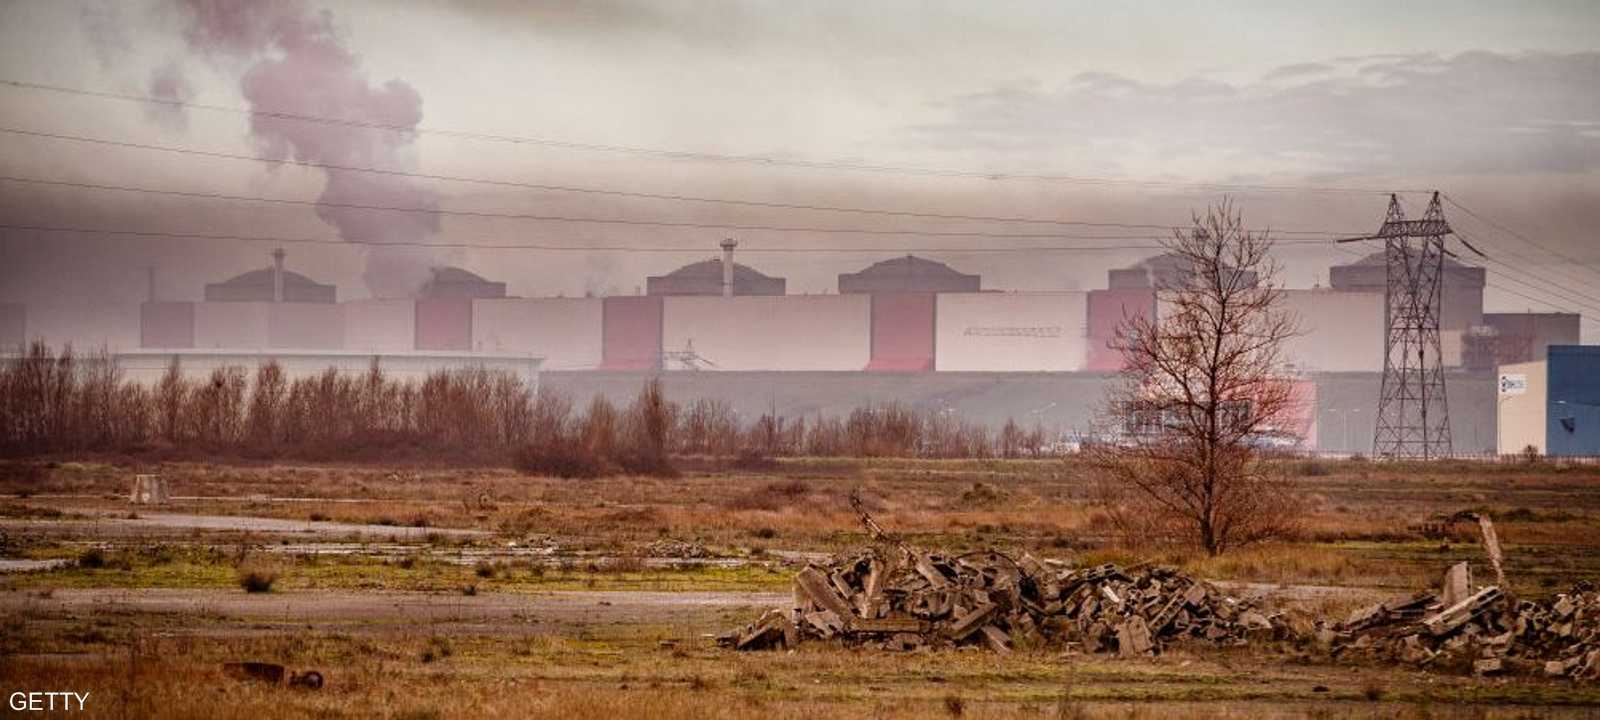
[
  {"x1": 1441, "y1": 562, "x2": 1471, "y2": 609},
  {"x1": 1117, "y1": 616, "x2": 1153, "y2": 657}
]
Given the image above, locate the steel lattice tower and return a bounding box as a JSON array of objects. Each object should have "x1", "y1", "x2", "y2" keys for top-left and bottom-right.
[{"x1": 1340, "y1": 192, "x2": 1465, "y2": 459}]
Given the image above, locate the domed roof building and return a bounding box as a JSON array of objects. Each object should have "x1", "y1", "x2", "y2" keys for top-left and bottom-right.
[
  {"x1": 203, "y1": 251, "x2": 336, "y2": 303},
  {"x1": 1330, "y1": 250, "x2": 1484, "y2": 331},
  {"x1": 838, "y1": 255, "x2": 980, "y2": 294},
  {"x1": 418, "y1": 266, "x2": 507, "y2": 299},
  {"x1": 646, "y1": 258, "x2": 785, "y2": 296}
]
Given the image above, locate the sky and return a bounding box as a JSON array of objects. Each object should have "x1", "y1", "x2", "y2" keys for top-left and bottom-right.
[{"x1": 0, "y1": 0, "x2": 1598, "y2": 339}]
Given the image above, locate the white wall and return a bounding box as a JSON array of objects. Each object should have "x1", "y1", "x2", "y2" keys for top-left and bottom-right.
[
  {"x1": 344, "y1": 300, "x2": 415, "y2": 352},
  {"x1": 473, "y1": 298, "x2": 603, "y2": 371},
  {"x1": 268, "y1": 303, "x2": 344, "y2": 349},
  {"x1": 1498, "y1": 360, "x2": 1546, "y2": 454},
  {"x1": 20, "y1": 301, "x2": 140, "y2": 351},
  {"x1": 935, "y1": 292, "x2": 1088, "y2": 372},
  {"x1": 193, "y1": 302, "x2": 270, "y2": 349},
  {"x1": 116, "y1": 350, "x2": 541, "y2": 390},
  {"x1": 662, "y1": 295, "x2": 870, "y2": 371},
  {"x1": 1281, "y1": 290, "x2": 1385, "y2": 373}
]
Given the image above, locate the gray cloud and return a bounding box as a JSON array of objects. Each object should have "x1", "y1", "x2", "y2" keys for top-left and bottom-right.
[
  {"x1": 916, "y1": 51, "x2": 1600, "y2": 179},
  {"x1": 78, "y1": 0, "x2": 130, "y2": 71}
]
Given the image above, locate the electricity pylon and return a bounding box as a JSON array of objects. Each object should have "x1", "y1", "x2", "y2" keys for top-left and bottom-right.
[{"x1": 1338, "y1": 192, "x2": 1484, "y2": 459}]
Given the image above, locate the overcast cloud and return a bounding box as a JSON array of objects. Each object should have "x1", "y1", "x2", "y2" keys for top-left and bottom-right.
[{"x1": 0, "y1": 0, "x2": 1597, "y2": 339}]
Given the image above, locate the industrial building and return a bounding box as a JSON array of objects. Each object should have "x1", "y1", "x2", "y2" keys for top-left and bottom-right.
[
  {"x1": 0, "y1": 240, "x2": 1577, "y2": 456},
  {"x1": 122, "y1": 252, "x2": 542, "y2": 390},
  {"x1": 419, "y1": 267, "x2": 508, "y2": 299},
  {"x1": 838, "y1": 255, "x2": 981, "y2": 294},
  {"x1": 203, "y1": 249, "x2": 337, "y2": 303},
  {"x1": 114, "y1": 348, "x2": 541, "y2": 391},
  {"x1": 1330, "y1": 250, "x2": 1487, "y2": 366},
  {"x1": 1465, "y1": 313, "x2": 1582, "y2": 370},
  {"x1": 645, "y1": 240, "x2": 786, "y2": 296},
  {"x1": 1497, "y1": 345, "x2": 1600, "y2": 457}
]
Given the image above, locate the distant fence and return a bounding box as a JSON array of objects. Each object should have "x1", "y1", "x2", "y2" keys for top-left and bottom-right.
[{"x1": 1288, "y1": 450, "x2": 1600, "y2": 465}]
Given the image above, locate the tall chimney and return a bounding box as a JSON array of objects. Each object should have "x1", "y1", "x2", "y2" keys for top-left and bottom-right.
[
  {"x1": 720, "y1": 238, "x2": 737, "y2": 297},
  {"x1": 271, "y1": 248, "x2": 286, "y2": 303}
]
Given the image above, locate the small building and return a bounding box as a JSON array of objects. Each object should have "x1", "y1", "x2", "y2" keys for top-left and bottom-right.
[
  {"x1": 1497, "y1": 345, "x2": 1600, "y2": 457},
  {"x1": 419, "y1": 267, "x2": 507, "y2": 299},
  {"x1": 838, "y1": 255, "x2": 980, "y2": 294},
  {"x1": 646, "y1": 259, "x2": 785, "y2": 296}
]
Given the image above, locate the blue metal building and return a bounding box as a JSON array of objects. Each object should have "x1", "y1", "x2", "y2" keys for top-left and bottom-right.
[{"x1": 1546, "y1": 345, "x2": 1600, "y2": 457}]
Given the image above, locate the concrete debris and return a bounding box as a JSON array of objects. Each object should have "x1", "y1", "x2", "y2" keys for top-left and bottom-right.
[
  {"x1": 719, "y1": 545, "x2": 1285, "y2": 656},
  {"x1": 1441, "y1": 562, "x2": 1471, "y2": 609},
  {"x1": 721, "y1": 496, "x2": 1596, "y2": 682},
  {"x1": 646, "y1": 538, "x2": 711, "y2": 559},
  {"x1": 1331, "y1": 578, "x2": 1599, "y2": 681}
]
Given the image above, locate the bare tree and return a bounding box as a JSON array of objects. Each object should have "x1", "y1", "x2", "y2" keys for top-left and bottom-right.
[
  {"x1": 998, "y1": 417, "x2": 1024, "y2": 458},
  {"x1": 1090, "y1": 200, "x2": 1304, "y2": 556},
  {"x1": 620, "y1": 378, "x2": 676, "y2": 475},
  {"x1": 579, "y1": 394, "x2": 618, "y2": 460}
]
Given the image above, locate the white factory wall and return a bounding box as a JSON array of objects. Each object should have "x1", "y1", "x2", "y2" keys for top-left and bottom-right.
[
  {"x1": 662, "y1": 295, "x2": 871, "y2": 371},
  {"x1": 1497, "y1": 359, "x2": 1546, "y2": 455},
  {"x1": 193, "y1": 302, "x2": 270, "y2": 349},
  {"x1": 1280, "y1": 290, "x2": 1384, "y2": 373},
  {"x1": 20, "y1": 301, "x2": 140, "y2": 351},
  {"x1": 268, "y1": 303, "x2": 344, "y2": 349},
  {"x1": 472, "y1": 298, "x2": 604, "y2": 371},
  {"x1": 344, "y1": 300, "x2": 415, "y2": 352},
  {"x1": 116, "y1": 350, "x2": 541, "y2": 390},
  {"x1": 935, "y1": 292, "x2": 1088, "y2": 372}
]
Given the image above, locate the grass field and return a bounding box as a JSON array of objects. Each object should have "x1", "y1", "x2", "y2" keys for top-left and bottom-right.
[{"x1": 2, "y1": 456, "x2": 1598, "y2": 718}]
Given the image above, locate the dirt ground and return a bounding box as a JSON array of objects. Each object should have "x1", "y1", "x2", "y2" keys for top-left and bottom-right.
[{"x1": 2, "y1": 456, "x2": 1598, "y2": 718}]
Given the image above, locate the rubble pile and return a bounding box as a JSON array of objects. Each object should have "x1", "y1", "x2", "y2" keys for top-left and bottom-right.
[
  {"x1": 646, "y1": 538, "x2": 712, "y2": 559},
  {"x1": 719, "y1": 546, "x2": 1285, "y2": 656},
  {"x1": 1330, "y1": 563, "x2": 1599, "y2": 680},
  {"x1": 721, "y1": 500, "x2": 1596, "y2": 682}
]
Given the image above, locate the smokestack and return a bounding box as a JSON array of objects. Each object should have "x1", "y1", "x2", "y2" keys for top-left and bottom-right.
[
  {"x1": 720, "y1": 238, "x2": 737, "y2": 297},
  {"x1": 271, "y1": 248, "x2": 286, "y2": 303}
]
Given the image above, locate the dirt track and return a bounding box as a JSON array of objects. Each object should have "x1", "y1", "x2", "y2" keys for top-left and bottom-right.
[
  {"x1": 3, "y1": 588, "x2": 790, "y2": 640},
  {"x1": 0, "y1": 512, "x2": 487, "y2": 540},
  {"x1": 1, "y1": 583, "x2": 1375, "y2": 627},
  {"x1": 0, "y1": 588, "x2": 788, "y2": 625}
]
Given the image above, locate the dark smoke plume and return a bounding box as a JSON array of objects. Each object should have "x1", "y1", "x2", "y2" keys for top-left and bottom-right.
[
  {"x1": 145, "y1": 61, "x2": 193, "y2": 131},
  {"x1": 176, "y1": 0, "x2": 441, "y2": 298}
]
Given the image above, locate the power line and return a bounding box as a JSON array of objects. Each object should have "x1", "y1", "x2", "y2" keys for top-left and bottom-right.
[
  {"x1": 0, "y1": 174, "x2": 1366, "y2": 240},
  {"x1": 0, "y1": 127, "x2": 1390, "y2": 232},
  {"x1": 0, "y1": 77, "x2": 1427, "y2": 195},
  {"x1": 1332, "y1": 242, "x2": 1600, "y2": 321},
  {"x1": 0, "y1": 222, "x2": 1335, "y2": 253},
  {"x1": 1440, "y1": 193, "x2": 1600, "y2": 282},
  {"x1": 1451, "y1": 228, "x2": 1600, "y2": 313},
  {"x1": 1391, "y1": 196, "x2": 1600, "y2": 317}
]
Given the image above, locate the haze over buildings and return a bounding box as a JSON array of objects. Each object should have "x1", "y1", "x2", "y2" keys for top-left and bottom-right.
[{"x1": 0, "y1": 0, "x2": 1598, "y2": 454}]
